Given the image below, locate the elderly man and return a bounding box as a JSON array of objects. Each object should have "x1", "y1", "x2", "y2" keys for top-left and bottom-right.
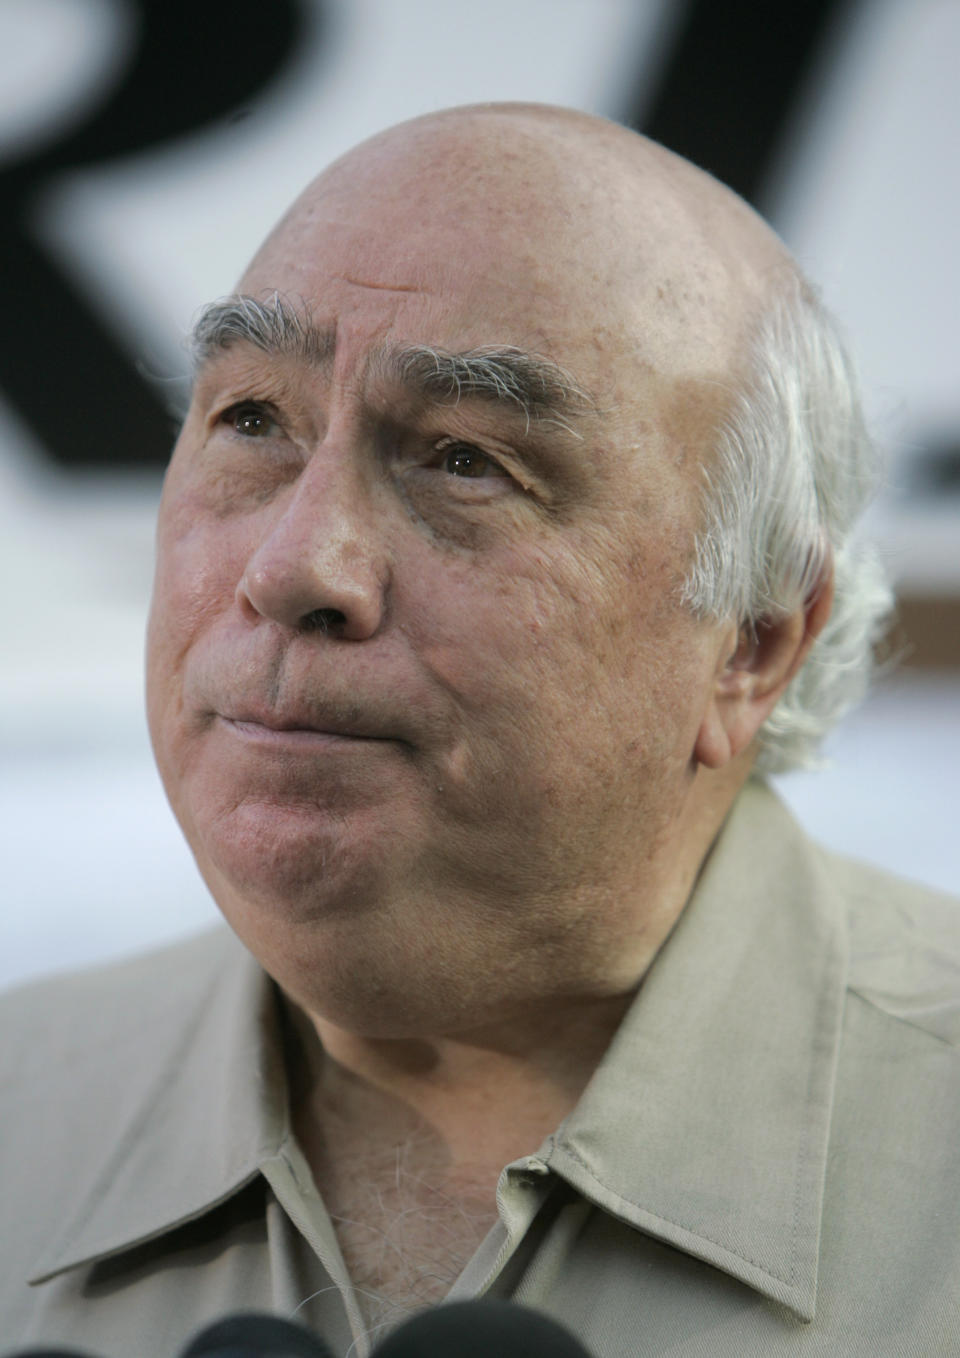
[{"x1": 2, "y1": 104, "x2": 957, "y2": 1357}]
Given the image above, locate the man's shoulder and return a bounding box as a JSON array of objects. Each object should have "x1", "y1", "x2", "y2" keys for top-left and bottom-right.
[
  {"x1": 0, "y1": 928, "x2": 266, "y2": 1311},
  {"x1": 819, "y1": 844, "x2": 960, "y2": 1049},
  {"x1": 738, "y1": 780, "x2": 959, "y2": 1050},
  {"x1": 0, "y1": 926, "x2": 244, "y2": 1079}
]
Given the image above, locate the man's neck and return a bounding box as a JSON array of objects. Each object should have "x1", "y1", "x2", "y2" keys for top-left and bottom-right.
[{"x1": 287, "y1": 987, "x2": 638, "y2": 1176}]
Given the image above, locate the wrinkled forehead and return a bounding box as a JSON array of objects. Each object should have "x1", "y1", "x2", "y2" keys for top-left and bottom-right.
[{"x1": 239, "y1": 113, "x2": 781, "y2": 399}]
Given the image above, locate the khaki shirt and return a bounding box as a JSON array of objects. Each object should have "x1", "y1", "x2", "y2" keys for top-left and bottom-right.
[{"x1": 2, "y1": 781, "x2": 958, "y2": 1357}]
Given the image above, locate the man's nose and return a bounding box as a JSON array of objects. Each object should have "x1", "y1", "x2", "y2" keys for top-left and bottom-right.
[{"x1": 236, "y1": 453, "x2": 389, "y2": 641}]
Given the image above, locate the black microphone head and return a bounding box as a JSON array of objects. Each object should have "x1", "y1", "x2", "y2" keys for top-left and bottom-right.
[
  {"x1": 179, "y1": 1311, "x2": 335, "y2": 1358},
  {"x1": 371, "y1": 1298, "x2": 593, "y2": 1357},
  {"x1": 6, "y1": 1351, "x2": 92, "y2": 1357}
]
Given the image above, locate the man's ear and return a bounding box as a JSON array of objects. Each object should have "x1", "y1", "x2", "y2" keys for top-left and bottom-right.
[{"x1": 694, "y1": 571, "x2": 835, "y2": 770}]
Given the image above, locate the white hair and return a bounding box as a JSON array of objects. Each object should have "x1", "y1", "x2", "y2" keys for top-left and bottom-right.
[{"x1": 682, "y1": 279, "x2": 895, "y2": 774}]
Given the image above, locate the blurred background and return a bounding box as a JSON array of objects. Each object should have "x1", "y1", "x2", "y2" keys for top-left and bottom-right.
[{"x1": 2, "y1": 0, "x2": 957, "y2": 989}]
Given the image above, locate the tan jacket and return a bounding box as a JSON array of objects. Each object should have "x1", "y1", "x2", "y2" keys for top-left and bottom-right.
[{"x1": 2, "y1": 781, "x2": 958, "y2": 1357}]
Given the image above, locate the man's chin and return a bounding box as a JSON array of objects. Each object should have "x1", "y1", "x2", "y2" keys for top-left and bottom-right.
[{"x1": 187, "y1": 797, "x2": 411, "y2": 924}]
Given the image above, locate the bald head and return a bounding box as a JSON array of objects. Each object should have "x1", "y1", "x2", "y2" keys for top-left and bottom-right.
[{"x1": 246, "y1": 103, "x2": 794, "y2": 391}]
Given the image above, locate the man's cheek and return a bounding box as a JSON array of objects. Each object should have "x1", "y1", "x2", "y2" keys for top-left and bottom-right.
[{"x1": 153, "y1": 515, "x2": 250, "y2": 643}]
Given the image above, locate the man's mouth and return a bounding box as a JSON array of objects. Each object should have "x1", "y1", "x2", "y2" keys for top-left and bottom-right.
[{"x1": 217, "y1": 705, "x2": 400, "y2": 746}]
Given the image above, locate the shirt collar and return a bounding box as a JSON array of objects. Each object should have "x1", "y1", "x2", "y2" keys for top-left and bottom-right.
[
  {"x1": 30, "y1": 930, "x2": 289, "y2": 1284},
  {"x1": 549, "y1": 779, "x2": 849, "y2": 1321}
]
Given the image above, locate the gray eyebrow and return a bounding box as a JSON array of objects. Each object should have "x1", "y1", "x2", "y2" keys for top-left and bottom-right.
[
  {"x1": 190, "y1": 294, "x2": 335, "y2": 367},
  {"x1": 189, "y1": 294, "x2": 596, "y2": 434},
  {"x1": 386, "y1": 344, "x2": 596, "y2": 434}
]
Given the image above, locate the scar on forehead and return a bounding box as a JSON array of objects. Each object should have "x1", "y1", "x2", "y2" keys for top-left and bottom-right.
[
  {"x1": 190, "y1": 293, "x2": 599, "y2": 434},
  {"x1": 333, "y1": 273, "x2": 425, "y2": 294}
]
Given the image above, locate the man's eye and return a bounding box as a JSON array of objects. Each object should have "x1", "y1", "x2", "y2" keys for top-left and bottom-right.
[
  {"x1": 438, "y1": 441, "x2": 507, "y2": 478},
  {"x1": 224, "y1": 403, "x2": 278, "y2": 437}
]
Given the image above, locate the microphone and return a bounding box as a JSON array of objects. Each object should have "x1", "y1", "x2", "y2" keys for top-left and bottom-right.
[
  {"x1": 6, "y1": 1317, "x2": 334, "y2": 1358},
  {"x1": 372, "y1": 1298, "x2": 593, "y2": 1356},
  {"x1": 180, "y1": 1312, "x2": 335, "y2": 1358},
  {"x1": 10, "y1": 1299, "x2": 592, "y2": 1358}
]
